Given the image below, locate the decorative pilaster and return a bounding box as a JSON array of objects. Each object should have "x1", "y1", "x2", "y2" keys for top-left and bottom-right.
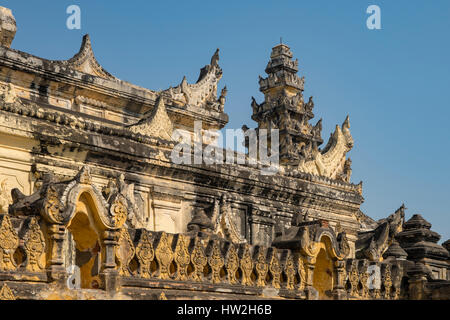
[
  {"x1": 407, "y1": 266, "x2": 429, "y2": 300},
  {"x1": 249, "y1": 206, "x2": 274, "y2": 247},
  {"x1": 332, "y1": 260, "x2": 347, "y2": 299},
  {"x1": 100, "y1": 229, "x2": 120, "y2": 292},
  {"x1": 303, "y1": 257, "x2": 318, "y2": 300},
  {"x1": 46, "y1": 224, "x2": 67, "y2": 283}
]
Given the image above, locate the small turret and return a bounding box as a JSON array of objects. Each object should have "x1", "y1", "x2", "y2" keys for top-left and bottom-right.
[
  {"x1": 397, "y1": 214, "x2": 449, "y2": 280},
  {"x1": 248, "y1": 43, "x2": 322, "y2": 165}
]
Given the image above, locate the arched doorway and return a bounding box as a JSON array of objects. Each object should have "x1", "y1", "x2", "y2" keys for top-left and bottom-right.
[
  {"x1": 312, "y1": 238, "x2": 335, "y2": 299},
  {"x1": 66, "y1": 192, "x2": 102, "y2": 289}
]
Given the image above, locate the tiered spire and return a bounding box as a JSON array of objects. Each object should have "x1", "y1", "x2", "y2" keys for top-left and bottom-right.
[
  {"x1": 396, "y1": 214, "x2": 449, "y2": 263},
  {"x1": 246, "y1": 43, "x2": 355, "y2": 182},
  {"x1": 259, "y1": 43, "x2": 303, "y2": 92},
  {"x1": 251, "y1": 43, "x2": 323, "y2": 165}
]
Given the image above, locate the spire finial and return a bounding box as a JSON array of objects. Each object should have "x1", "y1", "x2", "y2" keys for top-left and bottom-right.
[{"x1": 280, "y1": 37, "x2": 283, "y2": 44}]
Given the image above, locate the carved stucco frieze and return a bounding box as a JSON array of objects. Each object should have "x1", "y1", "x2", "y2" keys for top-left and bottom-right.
[
  {"x1": 42, "y1": 185, "x2": 64, "y2": 224},
  {"x1": 155, "y1": 232, "x2": 173, "y2": 280},
  {"x1": 225, "y1": 244, "x2": 239, "y2": 285},
  {"x1": 117, "y1": 228, "x2": 135, "y2": 276},
  {"x1": 0, "y1": 214, "x2": 19, "y2": 271},
  {"x1": 269, "y1": 249, "x2": 282, "y2": 289},
  {"x1": 298, "y1": 256, "x2": 307, "y2": 290},
  {"x1": 0, "y1": 283, "x2": 15, "y2": 300},
  {"x1": 208, "y1": 240, "x2": 224, "y2": 284},
  {"x1": 191, "y1": 238, "x2": 207, "y2": 282},
  {"x1": 255, "y1": 248, "x2": 269, "y2": 287},
  {"x1": 383, "y1": 265, "x2": 393, "y2": 299},
  {"x1": 174, "y1": 234, "x2": 190, "y2": 281},
  {"x1": 285, "y1": 253, "x2": 297, "y2": 290},
  {"x1": 23, "y1": 218, "x2": 46, "y2": 272},
  {"x1": 349, "y1": 261, "x2": 360, "y2": 297},
  {"x1": 135, "y1": 230, "x2": 155, "y2": 279},
  {"x1": 39, "y1": 167, "x2": 130, "y2": 230},
  {"x1": 109, "y1": 195, "x2": 128, "y2": 228},
  {"x1": 213, "y1": 195, "x2": 247, "y2": 244},
  {"x1": 0, "y1": 178, "x2": 12, "y2": 214},
  {"x1": 239, "y1": 245, "x2": 254, "y2": 286}
]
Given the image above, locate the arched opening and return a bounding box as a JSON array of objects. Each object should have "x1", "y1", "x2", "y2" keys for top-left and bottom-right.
[
  {"x1": 66, "y1": 192, "x2": 102, "y2": 289},
  {"x1": 313, "y1": 238, "x2": 335, "y2": 299}
]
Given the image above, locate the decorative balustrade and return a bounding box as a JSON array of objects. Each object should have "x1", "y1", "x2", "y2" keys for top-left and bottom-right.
[
  {"x1": 0, "y1": 212, "x2": 406, "y2": 300},
  {"x1": 118, "y1": 229, "x2": 309, "y2": 297},
  {"x1": 344, "y1": 259, "x2": 404, "y2": 300}
]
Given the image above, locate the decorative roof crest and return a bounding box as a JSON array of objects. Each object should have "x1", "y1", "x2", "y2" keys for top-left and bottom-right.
[
  {"x1": 128, "y1": 96, "x2": 174, "y2": 141},
  {"x1": 65, "y1": 34, "x2": 115, "y2": 80},
  {"x1": 298, "y1": 115, "x2": 354, "y2": 180},
  {"x1": 163, "y1": 49, "x2": 223, "y2": 109}
]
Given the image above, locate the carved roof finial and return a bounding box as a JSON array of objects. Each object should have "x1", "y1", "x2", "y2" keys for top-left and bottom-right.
[
  {"x1": 0, "y1": 7, "x2": 16, "y2": 48},
  {"x1": 128, "y1": 95, "x2": 174, "y2": 141},
  {"x1": 221, "y1": 85, "x2": 227, "y2": 95},
  {"x1": 211, "y1": 48, "x2": 220, "y2": 67},
  {"x1": 343, "y1": 115, "x2": 350, "y2": 129},
  {"x1": 75, "y1": 166, "x2": 92, "y2": 185},
  {"x1": 65, "y1": 34, "x2": 114, "y2": 80}
]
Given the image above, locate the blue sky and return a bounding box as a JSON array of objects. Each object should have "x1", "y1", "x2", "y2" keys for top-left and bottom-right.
[{"x1": 3, "y1": 1, "x2": 449, "y2": 241}]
